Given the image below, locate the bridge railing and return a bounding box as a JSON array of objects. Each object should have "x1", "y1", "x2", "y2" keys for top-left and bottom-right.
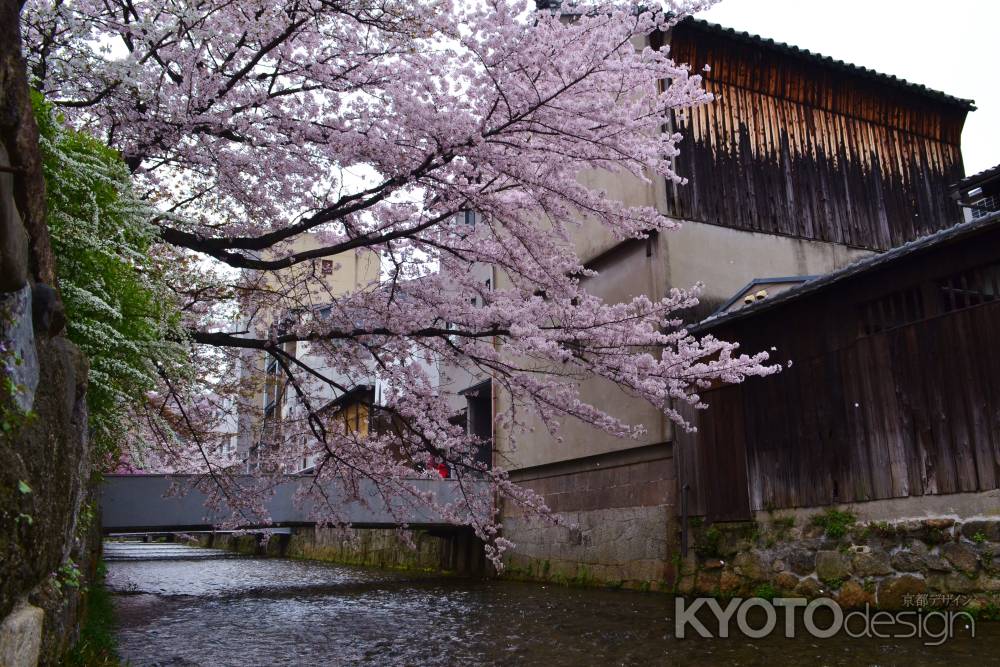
[{"x1": 101, "y1": 474, "x2": 487, "y2": 533}]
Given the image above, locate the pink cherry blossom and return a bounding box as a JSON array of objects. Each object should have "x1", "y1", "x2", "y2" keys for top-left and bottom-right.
[{"x1": 21, "y1": 0, "x2": 777, "y2": 565}]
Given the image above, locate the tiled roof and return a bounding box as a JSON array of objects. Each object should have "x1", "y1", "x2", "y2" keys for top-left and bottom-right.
[
  {"x1": 709, "y1": 276, "x2": 817, "y2": 318},
  {"x1": 534, "y1": 4, "x2": 976, "y2": 110},
  {"x1": 952, "y1": 163, "x2": 1000, "y2": 191},
  {"x1": 683, "y1": 18, "x2": 976, "y2": 111}
]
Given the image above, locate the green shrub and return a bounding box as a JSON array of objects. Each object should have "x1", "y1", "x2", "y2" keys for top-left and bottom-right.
[
  {"x1": 753, "y1": 583, "x2": 777, "y2": 601},
  {"x1": 695, "y1": 526, "x2": 722, "y2": 558},
  {"x1": 64, "y1": 562, "x2": 119, "y2": 666},
  {"x1": 33, "y1": 92, "x2": 188, "y2": 464},
  {"x1": 821, "y1": 577, "x2": 844, "y2": 591},
  {"x1": 810, "y1": 508, "x2": 856, "y2": 539}
]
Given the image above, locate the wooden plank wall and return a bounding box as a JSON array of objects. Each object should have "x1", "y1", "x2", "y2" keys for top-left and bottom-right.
[
  {"x1": 692, "y1": 299, "x2": 1000, "y2": 514},
  {"x1": 665, "y1": 21, "x2": 968, "y2": 251}
]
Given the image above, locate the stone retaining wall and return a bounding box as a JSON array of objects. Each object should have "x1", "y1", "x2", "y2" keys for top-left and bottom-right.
[
  {"x1": 501, "y1": 444, "x2": 675, "y2": 589},
  {"x1": 1, "y1": 8, "x2": 99, "y2": 663},
  {"x1": 199, "y1": 526, "x2": 487, "y2": 575},
  {"x1": 679, "y1": 511, "x2": 1000, "y2": 613}
]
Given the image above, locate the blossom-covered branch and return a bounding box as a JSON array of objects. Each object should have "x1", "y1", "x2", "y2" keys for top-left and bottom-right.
[{"x1": 21, "y1": 0, "x2": 779, "y2": 564}]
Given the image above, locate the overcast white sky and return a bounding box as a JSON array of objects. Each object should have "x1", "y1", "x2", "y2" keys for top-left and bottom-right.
[{"x1": 696, "y1": 0, "x2": 999, "y2": 175}]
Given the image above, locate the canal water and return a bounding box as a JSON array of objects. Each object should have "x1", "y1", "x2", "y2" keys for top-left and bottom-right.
[{"x1": 106, "y1": 542, "x2": 997, "y2": 666}]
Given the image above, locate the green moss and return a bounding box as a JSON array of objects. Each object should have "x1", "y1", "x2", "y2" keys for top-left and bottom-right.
[
  {"x1": 967, "y1": 601, "x2": 1000, "y2": 621},
  {"x1": 973, "y1": 531, "x2": 987, "y2": 545},
  {"x1": 752, "y1": 583, "x2": 778, "y2": 601},
  {"x1": 925, "y1": 528, "x2": 949, "y2": 544},
  {"x1": 811, "y1": 508, "x2": 856, "y2": 540},
  {"x1": 694, "y1": 526, "x2": 722, "y2": 558},
  {"x1": 64, "y1": 562, "x2": 119, "y2": 666},
  {"x1": 861, "y1": 520, "x2": 897, "y2": 539}
]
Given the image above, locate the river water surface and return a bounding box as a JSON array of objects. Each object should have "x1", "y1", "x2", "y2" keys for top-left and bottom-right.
[{"x1": 106, "y1": 541, "x2": 998, "y2": 666}]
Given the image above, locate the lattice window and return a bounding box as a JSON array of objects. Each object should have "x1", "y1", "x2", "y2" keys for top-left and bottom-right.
[
  {"x1": 938, "y1": 261, "x2": 1000, "y2": 312},
  {"x1": 858, "y1": 286, "x2": 925, "y2": 335}
]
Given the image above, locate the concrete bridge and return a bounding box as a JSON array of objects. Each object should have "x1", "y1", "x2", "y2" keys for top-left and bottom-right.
[{"x1": 101, "y1": 474, "x2": 483, "y2": 534}]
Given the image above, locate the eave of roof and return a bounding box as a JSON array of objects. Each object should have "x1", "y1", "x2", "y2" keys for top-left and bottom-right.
[
  {"x1": 533, "y1": 4, "x2": 976, "y2": 109},
  {"x1": 318, "y1": 384, "x2": 375, "y2": 413},
  {"x1": 709, "y1": 275, "x2": 818, "y2": 318},
  {"x1": 694, "y1": 212, "x2": 1000, "y2": 332},
  {"x1": 678, "y1": 18, "x2": 976, "y2": 111},
  {"x1": 952, "y1": 163, "x2": 1000, "y2": 191}
]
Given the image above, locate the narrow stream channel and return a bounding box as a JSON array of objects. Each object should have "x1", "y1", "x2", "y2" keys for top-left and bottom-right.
[{"x1": 105, "y1": 541, "x2": 997, "y2": 666}]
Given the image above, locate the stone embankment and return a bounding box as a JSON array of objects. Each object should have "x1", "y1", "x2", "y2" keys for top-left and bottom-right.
[
  {"x1": 680, "y1": 511, "x2": 1000, "y2": 613},
  {"x1": 1, "y1": 5, "x2": 98, "y2": 664}
]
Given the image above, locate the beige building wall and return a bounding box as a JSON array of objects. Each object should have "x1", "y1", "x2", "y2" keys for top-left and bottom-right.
[
  {"x1": 664, "y1": 221, "x2": 874, "y2": 319},
  {"x1": 256, "y1": 234, "x2": 380, "y2": 306},
  {"x1": 236, "y1": 235, "x2": 380, "y2": 468},
  {"x1": 495, "y1": 170, "x2": 879, "y2": 588},
  {"x1": 494, "y1": 161, "x2": 876, "y2": 473}
]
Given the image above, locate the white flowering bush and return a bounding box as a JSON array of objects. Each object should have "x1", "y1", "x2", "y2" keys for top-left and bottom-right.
[{"x1": 34, "y1": 92, "x2": 188, "y2": 463}]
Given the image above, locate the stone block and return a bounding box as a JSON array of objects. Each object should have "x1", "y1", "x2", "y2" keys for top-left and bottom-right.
[
  {"x1": 787, "y1": 550, "x2": 816, "y2": 576},
  {"x1": 0, "y1": 285, "x2": 39, "y2": 412},
  {"x1": 719, "y1": 570, "x2": 745, "y2": 595},
  {"x1": 802, "y1": 524, "x2": 825, "y2": 539},
  {"x1": 837, "y1": 580, "x2": 875, "y2": 609},
  {"x1": 927, "y1": 573, "x2": 979, "y2": 595},
  {"x1": 877, "y1": 575, "x2": 927, "y2": 610},
  {"x1": 695, "y1": 570, "x2": 721, "y2": 595},
  {"x1": 0, "y1": 604, "x2": 43, "y2": 667},
  {"x1": 815, "y1": 550, "x2": 851, "y2": 583},
  {"x1": 900, "y1": 520, "x2": 952, "y2": 544},
  {"x1": 961, "y1": 520, "x2": 1000, "y2": 543},
  {"x1": 773, "y1": 571, "x2": 799, "y2": 594},
  {"x1": 852, "y1": 551, "x2": 892, "y2": 577},
  {"x1": 924, "y1": 555, "x2": 952, "y2": 572},
  {"x1": 940, "y1": 543, "x2": 979, "y2": 574},
  {"x1": 0, "y1": 145, "x2": 29, "y2": 292},
  {"x1": 733, "y1": 550, "x2": 769, "y2": 581},
  {"x1": 890, "y1": 551, "x2": 925, "y2": 573},
  {"x1": 974, "y1": 573, "x2": 1000, "y2": 593},
  {"x1": 795, "y1": 577, "x2": 823, "y2": 598}
]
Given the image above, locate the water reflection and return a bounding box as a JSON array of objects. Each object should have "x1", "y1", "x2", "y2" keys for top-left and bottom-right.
[{"x1": 107, "y1": 542, "x2": 995, "y2": 666}]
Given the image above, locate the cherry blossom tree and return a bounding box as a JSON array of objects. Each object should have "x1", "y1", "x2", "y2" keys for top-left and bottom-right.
[{"x1": 20, "y1": 0, "x2": 777, "y2": 564}]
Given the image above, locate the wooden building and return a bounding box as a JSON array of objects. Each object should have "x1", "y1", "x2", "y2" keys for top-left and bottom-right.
[
  {"x1": 659, "y1": 18, "x2": 974, "y2": 251},
  {"x1": 678, "y1": 211, "x2": 1000, "y2": 521},
  {"x1": 496, "y1": 6, "x2": 992, "y2": 589}
]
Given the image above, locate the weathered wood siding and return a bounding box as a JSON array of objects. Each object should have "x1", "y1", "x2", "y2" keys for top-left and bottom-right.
[
  {"x1": 679, "y1": 226, "x2": 1000, "y2": 517},
  {"x1": 664, "y1": 21, "x2": 968, "y2": 250}
]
